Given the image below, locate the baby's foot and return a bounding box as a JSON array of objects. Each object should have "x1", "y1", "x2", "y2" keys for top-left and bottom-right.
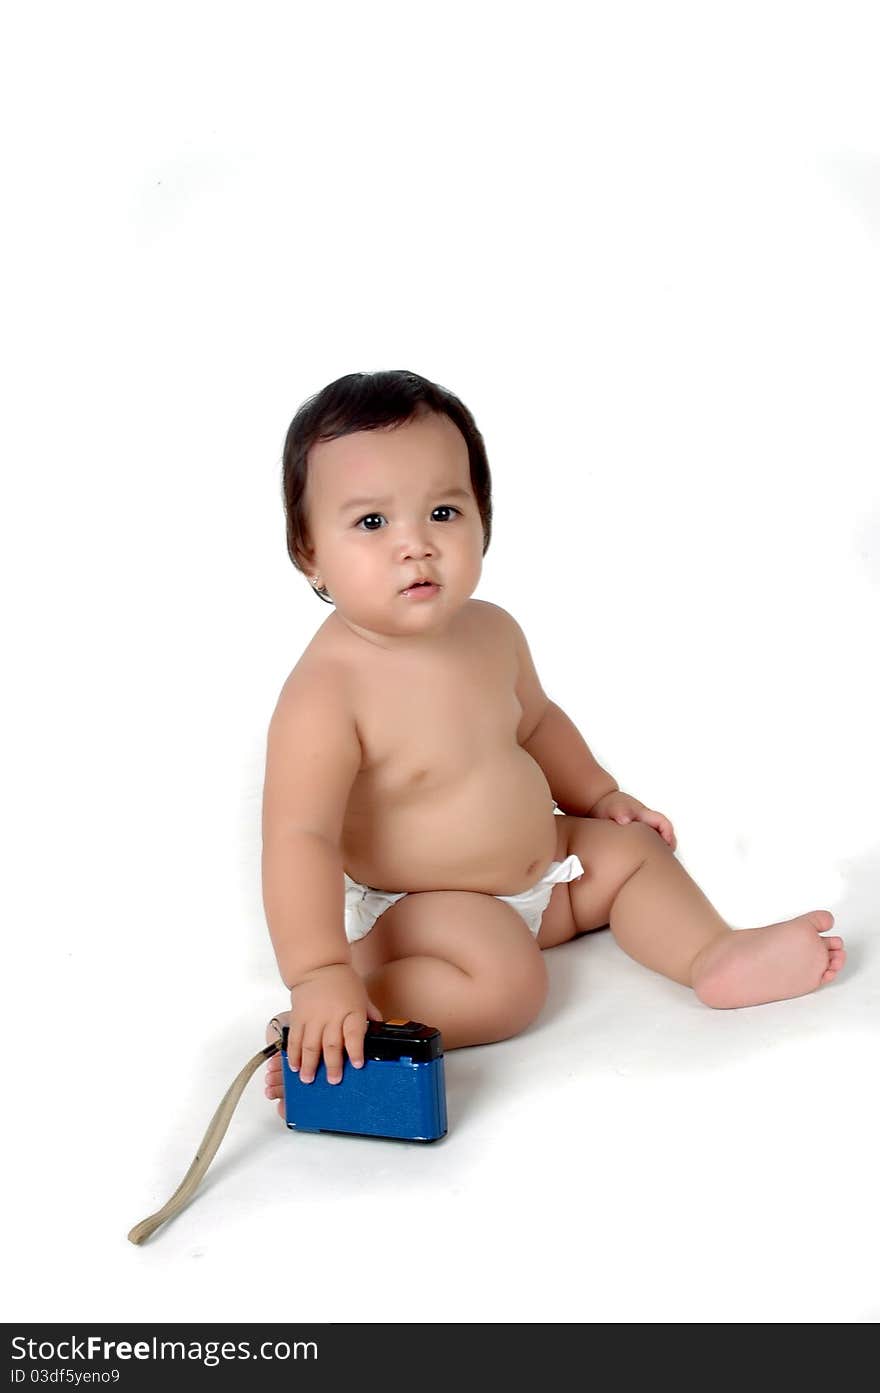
[
  {"x1": 265, "y1": 1013, "x2": 290, "y2": 1120},
  {"x1": 691, "y1": 911, "x2": 845, "y2": 1009}
]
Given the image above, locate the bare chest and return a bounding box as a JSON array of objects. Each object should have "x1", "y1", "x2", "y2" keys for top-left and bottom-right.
[
  {"x1": 352, "y1": 622, "x2": 520, "y2": 796},
  {"x1": 302, "y1": 604, "x2": 557, "y2": 893}
]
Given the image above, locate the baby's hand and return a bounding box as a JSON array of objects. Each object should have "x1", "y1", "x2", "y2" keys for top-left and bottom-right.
[
  {"x1": 590, "y1": 791, "x2": 677, "y2": 851},
  {"x1": 287, "y1": 963, "x2": 384, "y2": 1085}
]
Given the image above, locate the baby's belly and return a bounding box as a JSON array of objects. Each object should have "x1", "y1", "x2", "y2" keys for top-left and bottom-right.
[{"x1": 342, "y1": 748, "x2": 559, "y2": 895}]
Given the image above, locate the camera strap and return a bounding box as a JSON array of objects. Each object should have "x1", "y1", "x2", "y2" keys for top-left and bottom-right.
[{"x1": 127, "y1": 1037, "x2": 281, "y2": 1246}]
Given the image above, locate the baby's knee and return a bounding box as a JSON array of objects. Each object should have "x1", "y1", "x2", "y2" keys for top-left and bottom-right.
[{"x1": 477, "y1": 941, "x2": 548, "y2": 1040}]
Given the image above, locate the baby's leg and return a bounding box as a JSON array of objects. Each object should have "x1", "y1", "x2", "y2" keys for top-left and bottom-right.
[
  {"x1": 562, "y1": 817, "x2": 845, "y2": 1007},
  {"x1": 265, "y1": 892, "x2": 548, "y2": 1115}
]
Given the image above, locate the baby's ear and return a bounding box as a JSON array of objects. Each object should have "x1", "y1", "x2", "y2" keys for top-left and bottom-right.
[{"x1": 293, "y1": 543, "x2": 316, "y2": 574}]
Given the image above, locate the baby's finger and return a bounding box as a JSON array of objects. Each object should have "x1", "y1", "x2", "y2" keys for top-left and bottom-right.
[
  {"x1": 322, "y1": 1030, "x2": 345, "y2": 1085},
  {"x1": 299, "y1": 1030, "x2": 323, "y2": 1084},
  {"x1": 285, "y1": 1021, "x2": 304, "y2": 1073},
  {"x1": 342, "y1": 1011, "x2": 368, "y2": 1069},
  {"x1": 659, "y1": 819, "x2": 676, "y2": 850}
]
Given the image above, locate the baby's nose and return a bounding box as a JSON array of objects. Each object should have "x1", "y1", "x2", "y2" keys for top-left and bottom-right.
[{"x1": 395, "y1": 533, "x2": 435, "y2": 562}]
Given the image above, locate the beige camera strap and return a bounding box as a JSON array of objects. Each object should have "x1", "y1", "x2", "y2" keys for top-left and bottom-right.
[{"x1": 127, "y1": 1038, "x2": 281, "y2": 1246}]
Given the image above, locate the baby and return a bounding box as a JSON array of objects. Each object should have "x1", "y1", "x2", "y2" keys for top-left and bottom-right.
[{"x1": 262, "y1": 369, "x2": 845, "y2": 1107}]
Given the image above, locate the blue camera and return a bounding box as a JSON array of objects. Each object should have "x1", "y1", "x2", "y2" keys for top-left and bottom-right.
[{"x1": 279, "y1": 1019, "x2": 447, "y2": 1142}]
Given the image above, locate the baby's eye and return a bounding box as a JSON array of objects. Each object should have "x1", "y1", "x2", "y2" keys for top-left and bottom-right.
[{"x1": 354, "y1": 506, "x2": 460, "y2": 532}]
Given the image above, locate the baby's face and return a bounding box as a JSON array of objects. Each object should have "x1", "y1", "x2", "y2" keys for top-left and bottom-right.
[{"x1": 302, "y1": 410, "x2": 485, "y2": 640}]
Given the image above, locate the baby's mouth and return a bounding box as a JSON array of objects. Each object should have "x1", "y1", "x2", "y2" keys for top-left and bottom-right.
[{"x1": 400, "y1": 579, "x2": 441, "y2": 595}]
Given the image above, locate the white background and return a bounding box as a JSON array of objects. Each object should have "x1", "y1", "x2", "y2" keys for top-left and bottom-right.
[{"x1": 3, "y1": 0, "x2": 879, "y2": 1324}]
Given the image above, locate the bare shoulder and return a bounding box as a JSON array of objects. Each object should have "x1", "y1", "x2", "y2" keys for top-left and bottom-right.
[
  {"x1": 273, "y1": 614, "x2": 356, "y2": 705},
  {"x1": 470, "y1": 601, "x2": 550, "y2": 738},
  {"x1": 271, "y1": 641, "x2": 357, "y2": 730},
  {"x1": 264, "y1": 643, "x2": 362, "y2": 844},
  {"x1": 268, "y1": 620, "x2": 362, "y2": 756},
  {"x1": 466, "y1": 598, "x2": 529, "y2": 658},
  {"x1": 466, "y1": 598, "x2": 519, "y2": 644}
]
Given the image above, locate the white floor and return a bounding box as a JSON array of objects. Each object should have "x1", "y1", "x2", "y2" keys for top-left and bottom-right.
[
  {"x1": 10, "y1": 882, "x2": 878, "y2": 1325},
  {"x1": 5, "y1": 0, "x2": 880, "y2": 1330}
]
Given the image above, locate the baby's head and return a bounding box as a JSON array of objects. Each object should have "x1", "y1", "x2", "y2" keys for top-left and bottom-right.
[{"x1": 282, "y1": 370, "x2": 493, "y2": 637}]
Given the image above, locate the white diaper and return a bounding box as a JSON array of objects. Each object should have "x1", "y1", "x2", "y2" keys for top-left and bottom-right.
[{"x1": 343, "y1": 854, "x2": 585, "y2": 944}]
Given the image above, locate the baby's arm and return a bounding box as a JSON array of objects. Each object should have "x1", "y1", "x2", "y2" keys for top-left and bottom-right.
[
  {"x1": 261, "y1": 665, "x2": 381, "y2": 1083},
  {"x1": 508, "y1": 612, "x2": 620, "y2": 815}
]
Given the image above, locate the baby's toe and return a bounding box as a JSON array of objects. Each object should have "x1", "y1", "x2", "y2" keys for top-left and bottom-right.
[
  {"x1": 809, "y1": 910, "x2": 835, "y2": 933},
  {"x1": 265, "y1": 1059, "x2": 284, "y2": 1100},
  {"x1": 820, "y1": 945, "x2": 846, "y2": 983}
]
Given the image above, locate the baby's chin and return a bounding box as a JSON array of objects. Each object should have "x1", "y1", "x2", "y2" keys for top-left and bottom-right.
[{"x1": 339, "y1": 588, "x2": 472, "y2": 638}]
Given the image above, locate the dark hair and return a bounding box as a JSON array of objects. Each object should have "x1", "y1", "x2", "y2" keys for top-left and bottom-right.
[{"x1": 281, "y1": 370, "x2": 493, "y2": 603}]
